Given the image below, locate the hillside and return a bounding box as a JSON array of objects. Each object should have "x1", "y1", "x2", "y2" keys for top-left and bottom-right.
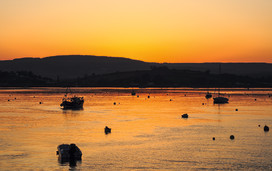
[
  {"x1": 0, "y1": 55, "x2": 154, "y2": 79},
  {"x1": 0, "y1": 55, "x2": 271, "y2": 80}
]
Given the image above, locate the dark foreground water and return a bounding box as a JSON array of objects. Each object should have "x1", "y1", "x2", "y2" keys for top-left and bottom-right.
[{"x1": 0, "y1": 87, "x2": 271, "y2": 170}]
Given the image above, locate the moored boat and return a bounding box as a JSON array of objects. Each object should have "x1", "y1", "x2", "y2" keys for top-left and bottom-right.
[
  {"x1": 205, "y1": 92, "x2": 212, "y2": 99},
  {"x1": 213, "y1": 64, "x2": 229, "y2": 104},
  {"x1": 60, "y1": 96, "x2": 84, "y2": 109},
  {"x1": 56, "y1": 144, "x2": 82, "y2": 161},
  {"x1": 60, "y1": 88, "x2": 84, "y2": 109},
  {"x1": 131, "y1": 90, "x2": 136, "y2": 96},
  {"x1": 213, "y1": 96, "x2": 229, "y2": 104}
]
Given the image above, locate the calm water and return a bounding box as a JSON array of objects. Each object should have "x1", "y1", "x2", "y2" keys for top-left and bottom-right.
[{"x1": 0, "y1": 87, "x2": 271, "y2": 170}]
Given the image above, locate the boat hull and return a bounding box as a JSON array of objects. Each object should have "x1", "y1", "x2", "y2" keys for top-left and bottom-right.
[
  {"x1": 60, "y1": 101, "x2": 84, "y2": 109},
  {"x1": 57, "y1": 144, "x2": 82, "y2": 160},
  {"x1": 213, "y1": 97, "x2": 229, "y2": 104}
]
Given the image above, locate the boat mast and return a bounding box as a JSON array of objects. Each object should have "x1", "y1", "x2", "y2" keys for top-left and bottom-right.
[{"x1": 218, "y1": 63, "x2": 221, "y2": 96}]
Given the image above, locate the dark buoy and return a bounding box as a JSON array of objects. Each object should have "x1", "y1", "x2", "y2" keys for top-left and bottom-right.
[
  {"x1": 235, "y1": 109, "x2": 238, "y2": 111},
  {"x1": 230, "y1": 135, "x2": 235, "y2": 140},
  {"x1": 137, "y1": 95, "x2": 139, "y2": 98},
  {"x1": 147, "y1": 95, "x2": 150, "y2": 98},
  {"x1": 264, "y1": 125, "x2": 269, "y2": 132},
  {"x1": 170, "y1": 99, "x2": 172, "y2": 101},
  {"x1": 212, "y1": 137, "x2": 215, "y2": 140},
  {"x1": 39, "y1": 102, "x2": 42, "y2": 104},
  {"x1": 104, "y1": 126, "x2": 111, "y2": 134},
  {"x1": 258, "y1": 125, "x2": 260, "y2": 127},
  {"x1": 181, "y1": 113, "x2": 188, "y2": 118},
  {"x1": 255, "y1": 99, "x2": 257, "y2": 101},
  {"x1": 202, "y1": 103, "x2": 204, "y2": 105},
  {"x1": 113, "y1": 102, "x2": 116, "y2": 105},
  {"x1": 8, "y1": 99, "x2": 10, "y2": 101}
]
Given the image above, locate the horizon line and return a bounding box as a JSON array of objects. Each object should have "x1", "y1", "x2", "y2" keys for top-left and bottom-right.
[{"x1": 0, "y1": 54, "x2": 271, "y2": 64}]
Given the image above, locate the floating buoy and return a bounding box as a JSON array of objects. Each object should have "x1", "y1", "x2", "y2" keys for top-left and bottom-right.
[
  {"x1": 264, "y1": 125, "x2": 269, "y2": 132},
  {"x1": 170, "y1": 99, "x2": 172, "y2": 101},
  {"x1": 258, "y1": 125, "x2": 260, "y2": 127},
  {"x1": 212, "y1": 137, "x2": 215, "y2": 140},
  {"x1": 147, "y1": 96, "x2": 150, "y2": 98},
  {"x1": 137, "y1": 95, "x2": 139, "y2": 98},
  {"x1": 181, "y1": 114, "x2": 188, "y2": 118},
  {"x1": 235, "y1": 109, "x2": 238, "y2": 111},
  {"x1": 39, "y1": 102, "x2": 42, "y2": 104},
  {"x1": 230, "y1": 135, "x2": 235, "y2": 140},
  {"x1": 255, "y1": 99, "x2": 257, "y2": 101},
  {"x1": 113, "y1": 102, "x2": 116, "y2": 105},
  {"x1": 8, "y1": 99, "x2": 10, "y2": 101},
  {"x1": 202, "y1": 103, "x2": 204, "y2": 105}
]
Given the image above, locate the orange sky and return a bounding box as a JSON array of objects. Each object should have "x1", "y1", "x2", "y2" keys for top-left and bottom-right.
[{"x1": 0, "y1": 0, "x2": 271, "y2": 63}]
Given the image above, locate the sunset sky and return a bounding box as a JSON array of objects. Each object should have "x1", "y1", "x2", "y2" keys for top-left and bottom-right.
[{"x1": 0, "y1": 0, "x2": 271, "y2": 63}]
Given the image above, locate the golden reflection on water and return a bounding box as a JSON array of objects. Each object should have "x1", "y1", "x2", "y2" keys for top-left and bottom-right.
[{"x1": 0, "y1": 88, "x2": 271, "y2": 170}]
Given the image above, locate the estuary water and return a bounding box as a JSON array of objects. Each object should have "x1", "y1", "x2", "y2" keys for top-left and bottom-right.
[{"x1": 0, "y1": 87, "x2": 271, "y2": 170}]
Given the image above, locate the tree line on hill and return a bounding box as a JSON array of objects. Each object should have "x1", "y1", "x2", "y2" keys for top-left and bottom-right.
[{"x1": 1, "y1": 66, "x2": 272, "y2": 87}]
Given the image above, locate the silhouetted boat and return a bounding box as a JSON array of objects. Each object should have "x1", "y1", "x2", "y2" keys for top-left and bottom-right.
[
  {"x1": 60, "y1": 88, "x2": 84, "y2": 109},
  {"x1": 56, "y1": 144, "x2": 82, "y2": 161},
  {"x1": 181, "y1": 113, "x2": 189, "y2": 118},
  {"x1": 104, "y1": 126, "x2": 111, "y2": 134},
  {"x1": 213, "y1": 64, "x2": 229, "y2": 104},
  {"x1": 213, "y1": 96, "x2": 229, "y2": 104},
  {"x1": 205, "y1": 92, "x2": 212, "y2": 99},
  {"x1": 131, "y1": 91, "x2": 136, "y2": 96}
]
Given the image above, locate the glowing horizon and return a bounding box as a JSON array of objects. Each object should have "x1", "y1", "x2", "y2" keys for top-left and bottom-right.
[{"x1": 0, "y1": 0, "x2": 271, "y2": 63}]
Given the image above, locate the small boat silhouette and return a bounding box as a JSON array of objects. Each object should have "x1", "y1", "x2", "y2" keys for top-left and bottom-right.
[
  {"x1": 181, "y1": 113, "x2": 189, "y2": 118},
  {"x1": 104, "y1": 126, "x2": 111, "y2": 134},
  {"x1": 56, "y1": 144, "x2": 82, "y2": 161},
  {"x1": 205, "y1": 92, "x2": 212, "y2": 99},
  {"x1": 60, "y1": 88, "x2": 84, "y2": 109},
  {"x1": 131, "y1": 91, "x2": 136, "y2": 96}
]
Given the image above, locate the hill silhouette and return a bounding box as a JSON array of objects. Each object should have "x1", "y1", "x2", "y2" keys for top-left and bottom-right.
[
  {"x1": 0, "y1": 55, "x2": 271, "y2": 80},
  {"x1": 62, "y1": 66, "x2": 272, "y2": 88},
  {"x1": 0, "y1": 55, "x2": 155, "y2": 79},
  {"x1": 1, "y1": 66, "x2": 271, "y2": 87}
]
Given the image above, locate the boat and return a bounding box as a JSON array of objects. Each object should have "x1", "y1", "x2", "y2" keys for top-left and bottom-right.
[
  {"x1": 205, "y1": 92, "x2": 212, "y2": 99},
  {"x1": 60, "y1": 96, "x2": 84, "y2": 109},
  {"x1": 56, "y1": 144, "x2": 82, "y2": 162},
  {"x1": 213, "y1": 64, "x2": 229, "y2": 104},
  {"x1": 131, "y1": 90, "x2": 136, "y2": 96},
  {"x1": 104, "y1": 126, "x2": 111, "y2": 134},
  {"x1": 213, "y1": 96, "x2": 229, "y2": 104},
  {"x1": 181, "y1": 113, "x2": 189, "y2": 118},
  {"x1": 60, "y1": 88, "x2": 84, "y2": 109}
]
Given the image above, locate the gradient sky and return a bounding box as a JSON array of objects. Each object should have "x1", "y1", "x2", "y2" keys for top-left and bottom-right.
[{"x1": 0, "y1": 0, "x2": 272, "y2": 62}]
